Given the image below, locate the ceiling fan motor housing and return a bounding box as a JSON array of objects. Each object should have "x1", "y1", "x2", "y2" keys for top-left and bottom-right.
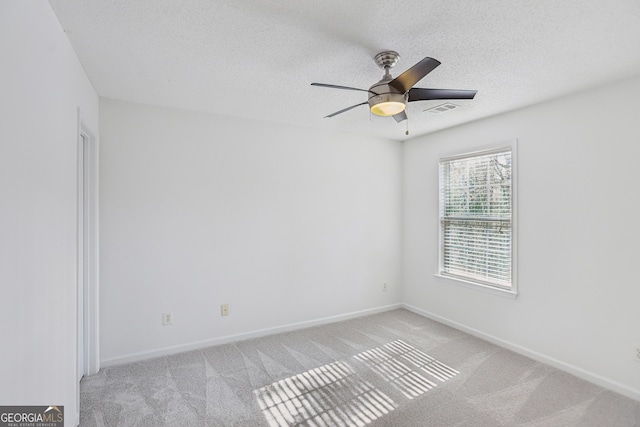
[
  {"x1": 368, "y1": 91, "x2": 406, "y2": 108},
  {"x1": 368, "y1": 78, "x2": 407, "y2": 115}
]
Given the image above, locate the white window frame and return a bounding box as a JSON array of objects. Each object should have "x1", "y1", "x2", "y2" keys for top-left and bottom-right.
[{"x1": 435, "y1": 140, "x2": 518, "y2": 298}]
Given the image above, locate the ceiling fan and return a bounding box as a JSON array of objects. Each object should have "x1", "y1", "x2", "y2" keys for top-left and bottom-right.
[{"x1": 311, "y1": 51, "x2": 477, "y2": 123}]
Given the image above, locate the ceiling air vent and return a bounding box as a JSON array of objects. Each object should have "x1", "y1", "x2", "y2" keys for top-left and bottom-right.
[{"x1": 424, "y1": 103, "x2": 459, "y2": 114}]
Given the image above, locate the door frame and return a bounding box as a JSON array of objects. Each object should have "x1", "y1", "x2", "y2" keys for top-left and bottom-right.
[{"x1": 77, "y1": 109, "x2": 100, "y2": 382}]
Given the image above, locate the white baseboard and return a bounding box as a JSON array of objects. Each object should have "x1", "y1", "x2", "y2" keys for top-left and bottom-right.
[
  {"x1": 101, "y1": 303, "x2": 402, "y2": 368},
  {"x1": 402, "y1": 303, "x2": 640, "y2": 402}
]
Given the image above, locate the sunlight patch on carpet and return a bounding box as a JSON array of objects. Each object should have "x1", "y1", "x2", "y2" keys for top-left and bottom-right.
[
  {"x1": 254, "y1": 360, "x2": 397, "y2": 427},
  {"x1": 255, "y1": 340, "x2": 459, "y2": 426},
  {"x1": 353, "y1": 340, "x2": 459, "y2": 399}
]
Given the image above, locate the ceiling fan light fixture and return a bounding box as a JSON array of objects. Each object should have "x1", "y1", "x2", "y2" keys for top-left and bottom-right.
[
  {"x1": 368, "y1": 92, "x2": 406, "y2": 117},
  {"x1": 370, "y1": 101, "x2": 405, "y2": 117}
]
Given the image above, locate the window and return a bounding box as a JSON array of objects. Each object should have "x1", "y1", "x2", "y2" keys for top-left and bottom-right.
[{"x1": 438, "y1": 143, "x2": 516, "y2": 294}]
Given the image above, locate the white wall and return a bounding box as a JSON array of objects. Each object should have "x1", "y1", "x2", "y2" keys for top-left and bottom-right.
[
  {"x1": 99, "y1": 99, "x2": 402, "y2": 364},
  {"x1": 403, "y1": 75, "x2": 640, "y2": 399},
  {"x1": 0, "y1": 1, "x2": 99, "y2": 423}
]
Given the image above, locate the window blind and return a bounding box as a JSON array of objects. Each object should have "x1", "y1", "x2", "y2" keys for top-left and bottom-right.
[{"x1": 439, "y1": 148, "x2": 512, "y2": 289}]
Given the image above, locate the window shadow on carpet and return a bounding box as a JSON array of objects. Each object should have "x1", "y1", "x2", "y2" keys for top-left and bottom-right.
[{"x1": 254, "y1": 339, "x2": 458, "y2": 426}]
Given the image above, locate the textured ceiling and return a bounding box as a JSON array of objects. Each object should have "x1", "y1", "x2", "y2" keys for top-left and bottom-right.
[{"x1": 49, "y1": 0, "x2": 640, "y2": 141}]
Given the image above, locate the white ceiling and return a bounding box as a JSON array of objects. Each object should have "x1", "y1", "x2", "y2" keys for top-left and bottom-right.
[{"x1": 49, "y1": 0, "x2": 640, "y2": 141}]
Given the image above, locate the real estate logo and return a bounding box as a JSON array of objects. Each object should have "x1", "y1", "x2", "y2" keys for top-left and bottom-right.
[{"x1": 0, "y1": 406, "x2": 63, "y2": 427}]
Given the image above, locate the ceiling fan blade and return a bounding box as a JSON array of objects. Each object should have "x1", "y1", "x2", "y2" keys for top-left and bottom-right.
[
  {"x1": 311, "y1": 83, "x2": 373, "y2": 94},
  {"x1": 389, "y1": 57, "x2": 441, "y2": 93},
  {"x1": 408, "y1": 88, "x2": 477, "y2": 102},
  {"x1": 324, "y1": 102, "x2": 368, "y2": 118},
  {"x1": 393, "y1": 111, "x2": 408, "y2": 123}
]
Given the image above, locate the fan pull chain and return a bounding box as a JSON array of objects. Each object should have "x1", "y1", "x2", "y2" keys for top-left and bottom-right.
[{"x1": 406, "y1": 118, "x2": 409, "y2": 136}]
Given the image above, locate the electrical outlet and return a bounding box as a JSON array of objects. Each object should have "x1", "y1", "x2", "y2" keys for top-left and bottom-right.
[
  {"x1": 221, "y1": 304, "x2": 229, "y2": 316},
  {"x1": 162, "y1": 312, "x2": 173, "y2": 326},
  {"x1": 382, "y1": 283, "x2": 388, "y2": 292},
  {"x1": 635, "y1": 346, "x2": 640, "y2": 362}
]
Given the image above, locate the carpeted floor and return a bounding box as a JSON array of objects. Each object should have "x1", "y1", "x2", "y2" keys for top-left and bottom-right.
[{"x1": 80, "y1": 309, "x2": 640, "y2": 426}]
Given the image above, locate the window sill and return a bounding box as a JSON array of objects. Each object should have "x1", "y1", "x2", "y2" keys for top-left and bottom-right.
[{"x1": 433, "y1": 274, "x2": 518, "y2": 299}]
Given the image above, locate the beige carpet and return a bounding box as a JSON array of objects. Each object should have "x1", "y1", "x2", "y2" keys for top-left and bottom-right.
[{"x1": 80, "y1": 309, "x2": 640, "y2": 426}]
